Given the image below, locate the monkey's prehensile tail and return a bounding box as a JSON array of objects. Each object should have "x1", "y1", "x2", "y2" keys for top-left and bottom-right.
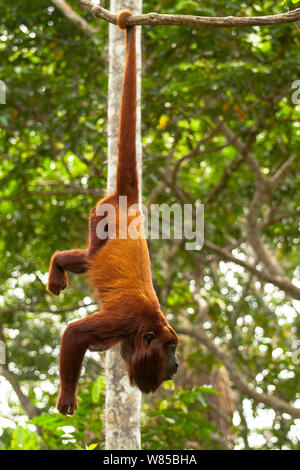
[{"x1": 116, "y1": 10, "x2": 138, "y2": 202}]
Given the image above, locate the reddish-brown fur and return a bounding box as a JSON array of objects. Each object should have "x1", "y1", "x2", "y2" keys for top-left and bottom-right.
[{"x1": 47, "y1": 10, "x2": 178, "y2": 415}]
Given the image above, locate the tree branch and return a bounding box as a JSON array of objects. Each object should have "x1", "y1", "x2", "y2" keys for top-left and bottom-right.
[
  {"x1": 216, "y1": 118, "x2": 297, "y2": 289},
  {"x1": 0, "y1": 184, "x2": 103, "y2": 202},
  {"x1": 216, "y1": 119, "x2": 268, "y2": 186},
  {"x1": 52, "y1": 0, "x2": 98, "y2": 36},
  {"x1": 204, "y1": 152, "x2": 245, "y2": 204},
  {"x1": 204, "y1": 240, "x2": 300, "y2": 300},
  {"x1": 270, "y1": 154, "x2": 297, "y2": 186},
  {"x1": 172, "y1": 126, "x2": 223, "y2": 187},
  {"x1": 177, "y1": 326, "x2": 300, "y2": 419},
  {"x1": 158, "y1": 133, "x2": 300, "y2": 300},
  {"x1": 0, "y1": 365, "x2": 40, "y2": 420},
  {"x1": 75, "y1": 2, "x2": 300, "y2": 28},
  {"x1": 247, "y1": 187, "x2": 287, "y2": 279},
  {"x1": 0, "y1": 303, "x2": 96, "y2": 316}
]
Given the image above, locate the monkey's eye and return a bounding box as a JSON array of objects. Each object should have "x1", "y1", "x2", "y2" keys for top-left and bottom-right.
[{"x1": 143, "y1": 331, "x2": 156, "y2": 346}]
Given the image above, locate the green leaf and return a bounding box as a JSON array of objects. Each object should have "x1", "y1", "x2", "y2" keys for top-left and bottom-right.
[
  {"x1": 91, "y1": 376, "x2": 105, "y2": 404},
  {"x1": 197, "y1": 392, "x2": 208, "y2": 408},
  {"x1": 73, "y1": 443, "x2": 84, "y2": 450},
  {"x1": 159, "y1": 400, "x2": 168, "y2": 412},
  {"x1": 198, "y1": 386, "x2": 221, "y2": 396},
  {"x1": 87, "y1": 443, "x2": 98, "y2": 450}
]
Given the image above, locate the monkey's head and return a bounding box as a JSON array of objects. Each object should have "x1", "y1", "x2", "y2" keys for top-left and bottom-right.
[{"x1": 120, "y1": 322, "x2": 179, "y2": 394}]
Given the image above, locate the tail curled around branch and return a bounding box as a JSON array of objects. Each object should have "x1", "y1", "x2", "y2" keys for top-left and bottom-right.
[{"x1": 117, "y1": 9, "x2": 133, "y2": 30}]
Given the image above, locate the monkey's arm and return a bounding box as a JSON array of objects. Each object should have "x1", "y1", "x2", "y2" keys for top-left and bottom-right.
[
  {"x1": 56, "y1": 311, "x2": 127, "y2": 415},
  {"x1": 47, "y1": 249, "x2": 88, "y2": 296}
]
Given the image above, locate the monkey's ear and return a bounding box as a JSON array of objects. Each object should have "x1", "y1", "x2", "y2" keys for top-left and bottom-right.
[{"x1": 143, "y1": 332, "x2": 156, "y2": 346}]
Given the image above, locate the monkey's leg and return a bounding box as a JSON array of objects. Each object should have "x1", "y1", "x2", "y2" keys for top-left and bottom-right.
[
  {"x1": 47, "y1": 249, "x2": 88, "y2": 296},
  {"x1": 56, "y1": 311, "x2": 123, "y2": 415}
]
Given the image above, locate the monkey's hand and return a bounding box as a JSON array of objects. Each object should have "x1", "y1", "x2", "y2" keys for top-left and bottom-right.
[
  {"x1": 56, "y1": 392, "x2": 77, "y2": 416},
  {"x1": 47, "y1": 265, "x2": 68, "y2": 296}
]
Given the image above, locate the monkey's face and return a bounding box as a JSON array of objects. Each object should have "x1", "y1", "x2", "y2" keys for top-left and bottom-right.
[
  {"x1": 162, "y1": 342, "x2": 179, "y2": 381},
  {"x1": 120, "y1": 330, "x2": 179, "y2": 393}
]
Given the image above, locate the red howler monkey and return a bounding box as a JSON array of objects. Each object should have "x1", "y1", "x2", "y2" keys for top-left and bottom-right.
[{"x1": 47, "y1": 10, "x2": 179, "y2": 416}]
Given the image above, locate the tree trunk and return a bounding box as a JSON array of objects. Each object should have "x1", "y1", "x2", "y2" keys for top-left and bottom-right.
[{"x1": 105, "y1": 0, "x2": 142, "y2": 450}]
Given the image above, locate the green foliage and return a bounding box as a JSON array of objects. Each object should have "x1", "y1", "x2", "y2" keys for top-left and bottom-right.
[
  {"x1": 0, "y1": 0, "x2": 299, "y2": 451},
  {"x1": 29, "y1": 376, "x2": 106, "y2": 450},
  {"x1": 10, "y1": 426, "x2": 41, "y2": 450},
  {"x1": 142, "y1": 385, "x2": 221, "y2": 450}
]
